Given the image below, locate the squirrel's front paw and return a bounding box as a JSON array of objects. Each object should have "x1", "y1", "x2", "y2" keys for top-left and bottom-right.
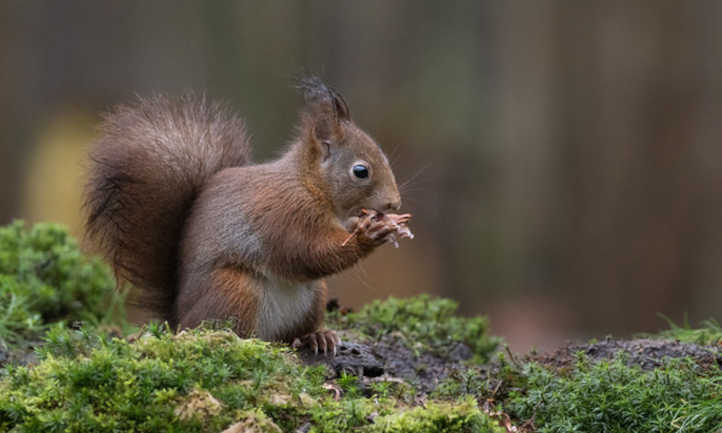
[
  {"x1": 292, "y1": 329, "x2": 340, "y2": 356},
  {"x1": 347, "y1": 210, "x2": 413, "y2": 247}
]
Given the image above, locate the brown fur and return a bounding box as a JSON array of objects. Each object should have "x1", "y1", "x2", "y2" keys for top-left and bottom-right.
[
  {"x1": 85, "y1": 78, "x2": 401, "y2": 342},
  {"x1": 178, "y1": 267, "x2": 260, "y2": 337}
]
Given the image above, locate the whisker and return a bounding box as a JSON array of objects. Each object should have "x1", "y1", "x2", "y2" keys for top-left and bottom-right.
[
  {"x1": 399, "y1": 163, "x2": 432, "y2": 190},
  {"x1": 350, "y1": 262, "x2": 379, "y2": 293},
  {"x1": 398, "y1": 193, "x2": 424, "y2": 203},
  {"x1": 386, "y1": 142, "x2": 403, "y2": 166},
  {"x1": 399, "y1": 185, "x2": 428, "y2": 195},
  {"x1": 355, "y1": 259, "x2": 369, "y2": 278}
]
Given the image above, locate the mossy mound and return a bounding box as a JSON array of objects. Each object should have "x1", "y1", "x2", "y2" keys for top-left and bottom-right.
[
  {"x1": 501, "y1": 353, "x2": 722, "y2": 432},
  {"x1": 0, "y1": 325, "x2": 505, "y2": 433},
  {"x1": 0, "y1": 221, "x2": 122, "y2": 359},
  {"x1": 327, "y1": 295, "x2": 500, "y2": 363},
  {"x1": 299, "y1": 295, "x2": 501, "y2": 395}
]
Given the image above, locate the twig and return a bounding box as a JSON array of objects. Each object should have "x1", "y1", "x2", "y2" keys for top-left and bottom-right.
[{"x1": 341, "y1": 226, "x2": 361, "y2": 246}]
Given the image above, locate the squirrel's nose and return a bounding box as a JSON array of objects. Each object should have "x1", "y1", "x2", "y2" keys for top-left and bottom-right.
[{"x1": 385, "y1": 198, "x2": 402, "y2": 212}]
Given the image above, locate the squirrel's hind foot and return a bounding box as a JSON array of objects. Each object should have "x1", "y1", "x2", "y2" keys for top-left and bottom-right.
[{"x1": 292, "y1": 329, "x2": 340, "y2": 357}]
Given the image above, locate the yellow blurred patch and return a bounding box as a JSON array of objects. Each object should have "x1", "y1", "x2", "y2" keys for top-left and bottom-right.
[{"x1": 22, "y1": 110, "x2": 97, "y2": 238}]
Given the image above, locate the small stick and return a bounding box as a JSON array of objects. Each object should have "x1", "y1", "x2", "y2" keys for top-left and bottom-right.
[{"x1": 341, "y1": 226, "x2": 361, "y2": 247}]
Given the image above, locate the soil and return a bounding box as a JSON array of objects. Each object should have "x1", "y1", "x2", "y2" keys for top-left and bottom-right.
[
  {"x1": 296, "y1": 330, "x2": 475, "y2": 395},
  {"x1": 529, "y1": 337, "x2": 722, "y2": 371},
  {"x1": 0, "y1": 341, "x2": 39, "y2": 367}
]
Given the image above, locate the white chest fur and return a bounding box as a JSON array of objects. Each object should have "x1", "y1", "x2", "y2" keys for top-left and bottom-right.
[{"x1": 255, "y1": 278, "x2": 316, "y2": 340}]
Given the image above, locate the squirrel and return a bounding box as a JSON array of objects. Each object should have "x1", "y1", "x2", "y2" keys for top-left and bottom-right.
[{"x1": 84, "y1": 77, "x2": 412, "y2": 354}]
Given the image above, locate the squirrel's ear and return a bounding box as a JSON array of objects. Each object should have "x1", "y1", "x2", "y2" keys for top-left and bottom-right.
[
  {"x1": 328, "y1": 88, "x2": 350, "y2": 122},
  {"x1": 297, "y1": 76, "x2": 351, "y2": 143}
]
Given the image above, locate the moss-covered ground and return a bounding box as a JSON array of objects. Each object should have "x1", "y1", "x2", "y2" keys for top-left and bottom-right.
[
  {"x1": 1, "y1": 325, "x2": 506, "y2": 433},
  {"x1": 0, "y1": 221, "x2": 126, "y2": 363},
  {"x1": 1, "y1": 222, "x2": 721, "y2": 432}
]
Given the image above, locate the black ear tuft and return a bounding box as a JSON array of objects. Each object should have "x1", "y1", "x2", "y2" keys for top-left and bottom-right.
[
  {"x1": 295, "y1": 75, "x2": 351, "y2": 121},
  {"x1": 295, "y1": 75, "x2": 326, "y2": 103}
]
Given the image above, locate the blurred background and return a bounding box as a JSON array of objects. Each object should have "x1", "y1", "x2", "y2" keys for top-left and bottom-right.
[{"x1": 2, "y1": 1, "x2": 721, "y2": 351}]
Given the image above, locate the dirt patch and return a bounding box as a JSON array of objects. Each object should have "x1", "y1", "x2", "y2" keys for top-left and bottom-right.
[
  {"x1": 530, "y1": 337, "x2": 722, "y2": 370},
  {"x1": 0, "y1": 342, "x2": 39, "y2": 367},
  {"x1": 297, "y1": 330, "x2": 474, "y2": 395}
]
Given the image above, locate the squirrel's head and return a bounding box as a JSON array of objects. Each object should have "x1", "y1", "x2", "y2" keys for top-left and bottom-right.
[{"x1": 296, "y1": 77, "x2": 401, "y2": 226}]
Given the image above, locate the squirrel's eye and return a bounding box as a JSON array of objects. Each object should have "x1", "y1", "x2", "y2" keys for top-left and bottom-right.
[{"x1": 352, "y1": 164, "x2": 369, "y2": 179}]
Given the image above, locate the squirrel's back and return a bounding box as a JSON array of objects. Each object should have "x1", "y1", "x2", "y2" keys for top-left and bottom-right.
[{"x1": 84, "y1": 94, "x2": 250, "y2": 320}]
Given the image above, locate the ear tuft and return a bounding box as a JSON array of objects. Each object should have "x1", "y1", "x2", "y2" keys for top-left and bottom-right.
[
  {"x1": 295, "y1": 76, "x2": 350, "y2": 119},
  {"x1": 295, "y1": 76, "x2": 351, "y2": 145}
]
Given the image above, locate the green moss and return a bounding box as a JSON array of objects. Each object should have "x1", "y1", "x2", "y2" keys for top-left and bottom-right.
[
  {"x1": 0, "y1": 327, "x2": 320, "y2": 432},
  {"x1": 327, "y1": 295, "x2": 499, "y2": 362},
  {"x1": 431, "y1": 367, "x2": 488, "y2": 400},
  {"x1": 0, "y1": 221, "x2": 124, "y2": 350},
  {"x1": 365, "y1": 398, "x2": 505, "y2": 433},
  {"x1": 0, "y1": 326, "x2": 505, "y2": 433},
  {"x1": 506, "y1": 354, "x2": 722, "y2": 433},
  {"x1": 223, "y1": 408, "x2": 283, "y2": 432},
  {"x1": 651, "y1": 317, "x2": 722, "y2": 346}
]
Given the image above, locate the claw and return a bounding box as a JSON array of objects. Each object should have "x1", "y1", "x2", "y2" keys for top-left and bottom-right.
[
  {"x1": 396, "y1": 214, "x2": 412, "y2": 224},
  {"x1": 319, "y1": 333, "x2": 328, "y2": 354},
  {"x1": 294, "y1": 330, "x2": 338, "y2": 357},
  {"x1": 310, "y1": 334, "x2": 319, "y2": 355},
  {"x1": 325, "y1": 331, "x2": 340, "y2": 357},
  {"x1": 333, "y1": 333, "x2": 340, "y2": 356}
]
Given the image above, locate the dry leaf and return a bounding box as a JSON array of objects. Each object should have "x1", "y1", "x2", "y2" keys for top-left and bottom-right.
[{"x1": 175, "y1": 389, "x2": 222, "y2": 421}]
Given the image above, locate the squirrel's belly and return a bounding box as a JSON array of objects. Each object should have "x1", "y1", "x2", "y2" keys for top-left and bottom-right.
[{"x1": 255, "y1": 279, "x2": 316, "y2": 340}]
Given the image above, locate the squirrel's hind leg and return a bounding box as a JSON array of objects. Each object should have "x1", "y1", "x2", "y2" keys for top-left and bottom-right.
[{"x1": 176, "y1": 267, "x2": 261, "y2": 338}]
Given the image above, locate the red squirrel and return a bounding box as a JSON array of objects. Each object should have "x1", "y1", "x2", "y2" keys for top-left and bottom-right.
[{"x1": 84, "y1": 77, "x2": 412, "y2": 354}]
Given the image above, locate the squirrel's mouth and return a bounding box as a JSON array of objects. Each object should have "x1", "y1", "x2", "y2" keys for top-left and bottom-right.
[
  {"x1": 351, "y1": 207, "x2": 383, "y2": 220},
  {"x1": 340, "y1": 208, "x2": 372, "y2": 231}
]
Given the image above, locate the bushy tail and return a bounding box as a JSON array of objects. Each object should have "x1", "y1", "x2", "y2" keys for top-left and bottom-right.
[{"x1": 84, "y1": 94, "x2": 250, "y2": 320}]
